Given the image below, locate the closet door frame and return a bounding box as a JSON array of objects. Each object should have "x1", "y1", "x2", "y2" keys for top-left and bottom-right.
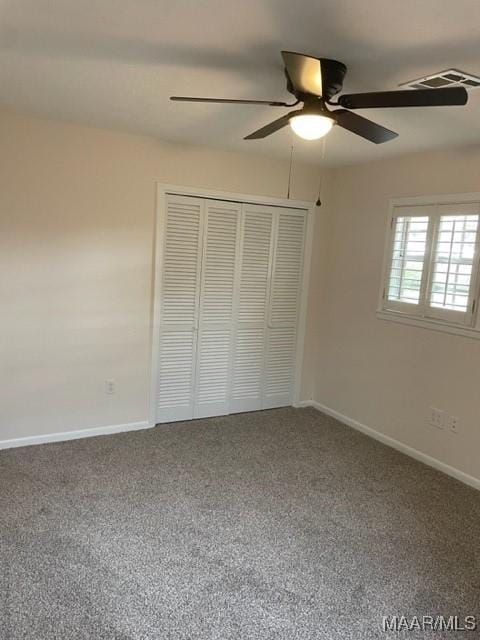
[{"x1": 150, "y1": 184, "x2": 314, "y2": 425}]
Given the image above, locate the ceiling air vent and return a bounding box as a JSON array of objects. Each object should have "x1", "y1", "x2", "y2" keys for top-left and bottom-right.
[{"x1": 400, "y1": 69, "x2": 480, "y2": 90}]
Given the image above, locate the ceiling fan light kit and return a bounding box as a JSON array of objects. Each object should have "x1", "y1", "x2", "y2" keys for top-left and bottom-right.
[
  {"x1": 171, "y1": 51, "x2": 469, "y2": 147},
  {"x1": 286, "y1": 99, "x2": 336, "y2": 140},
  {"x1": 289, "y1": 113, "x2": 334, "y2": 140}
]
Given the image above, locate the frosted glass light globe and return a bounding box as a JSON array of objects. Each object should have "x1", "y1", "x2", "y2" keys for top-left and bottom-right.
[{"x1": 290, "y1": 114, "x2": 334, "y2": 140}]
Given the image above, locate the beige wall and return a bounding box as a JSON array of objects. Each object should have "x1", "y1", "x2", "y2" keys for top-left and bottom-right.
[
  {"x1": 0, "y1": 108, "x2": 321, "y2": 441},
  {"x1": 311, "y1": 146, "x2": 480, "y2": 482},
  {"x1": 6, "y1": 106, "x2": 478, "y2": 485}
]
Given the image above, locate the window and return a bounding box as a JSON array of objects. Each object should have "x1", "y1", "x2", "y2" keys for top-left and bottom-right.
[
  {"x1": 380, "y1": 199, "x2": 480, "y2": 331},
  {"x1": 387, "y1": 214, "x2": 429, "y2": 306}
]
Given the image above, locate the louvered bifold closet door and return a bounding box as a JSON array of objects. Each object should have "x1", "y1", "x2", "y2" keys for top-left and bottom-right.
[
  {"x1": 194, "y1": 200, "x2": 241, "y2": 418},
  {"x1": 230, "y1": 204, "x2": 274, "y2": 412},
  {"x1": 264, "y1": 208, "x2": 306, "y2": 409},
  {"x1": 156, "y1": 195, "x2": 204, "y2": 422}
]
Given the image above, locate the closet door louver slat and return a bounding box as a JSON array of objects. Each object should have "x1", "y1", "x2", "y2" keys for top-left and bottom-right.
[
  {"x1": 230, "y1": 206, "x2": 274, "y2": 412},
  {"x1": 269, "y1": 211, "x2": 306, "y2": 326},
  {"x1": 195, "y1": 201, "x2": 240, "y2": 418},
  {"x1": 264, "y1": 210, "x2": 306, "y2": 409},
  {"x1": 155, "y1": 193, "x2": 308, "y2": 423},
  {"x1": 156, "y1": 195, "x2": 203, "y2": 422},
  {"x1": 264, "y1": 326, "x2": 296, "y2": 406}
]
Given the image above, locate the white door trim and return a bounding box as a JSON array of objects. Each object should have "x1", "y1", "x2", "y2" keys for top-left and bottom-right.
[
  {"x1": 155, "y1": 183, "x2": 313, "y2": 212},
  {"x1": 149, "y1": 183, "x2": 315, "y2": 425}
]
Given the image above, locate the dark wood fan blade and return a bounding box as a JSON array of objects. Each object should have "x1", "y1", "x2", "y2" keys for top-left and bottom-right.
[
  {"x1": 333, "y1": 109, "x2": 398, "y2": 144},
  {"x1": 244, "y1": 113, "x2": 293, "y2": 140},
  {"x1": 281, "y1": 51, "x2": 322, "y2": 96},
  {"x1": 338, "y1": 86, "x2": 468, "y2": 109},
  {"x1": 170, "y1": 96, "x2": 292, "y2": 106}
]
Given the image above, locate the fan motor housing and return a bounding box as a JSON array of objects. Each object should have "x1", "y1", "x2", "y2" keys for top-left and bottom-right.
[{"x1": 285, "y1": 58, "x2": 347, "y2": 101}]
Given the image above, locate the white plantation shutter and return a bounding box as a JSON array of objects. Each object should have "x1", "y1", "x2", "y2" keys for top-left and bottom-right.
[
  {"x1": 385, "y1": 206, "x2": 434, "y2": 314},
  {"x1": 195, "y1": 200, "x2": 240, "y2": 417},
  {"x1": 426, "y1": 203, "x2": 480, "y2": 325},
  {"x1": 264, "y1": 209, "x2": 306, "y2": 408},
  {"x1": 231, "y1": 205, "x2": 274, "y2": 412},
  {"x1": 382, "y1": 200, "x2": 480, "y2": 331},
  {"x1": 388, "y1": 217, "x2": 428, "y2": 303},
  {"x1": 156, "y1": 195, "x2": 203, "y2": 421}
]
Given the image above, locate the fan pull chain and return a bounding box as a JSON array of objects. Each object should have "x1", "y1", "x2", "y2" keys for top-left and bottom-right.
[
  {"x1": 316, "y1": 137, "x2": 327, "y2": 207},
  {"x1": 287, "y1": 144, "x2": 294, "y2": 199}
]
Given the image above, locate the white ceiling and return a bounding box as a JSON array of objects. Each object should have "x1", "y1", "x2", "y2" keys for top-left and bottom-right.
[{"x1": 1, "y1": 0, "x2": 480, "y2": 166}]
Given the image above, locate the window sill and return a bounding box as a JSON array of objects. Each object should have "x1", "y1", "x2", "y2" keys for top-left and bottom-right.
[{"x1": 376, "y1": 309, "x2": 480, "y2": 340}]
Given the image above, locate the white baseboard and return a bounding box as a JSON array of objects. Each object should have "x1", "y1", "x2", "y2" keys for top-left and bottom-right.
[
  {"x1": 298, "y1": 400, "x2": 480, "y2": 491},
  {"x1": 0, "y1": 420, "x2": 154, "y2": 451}
]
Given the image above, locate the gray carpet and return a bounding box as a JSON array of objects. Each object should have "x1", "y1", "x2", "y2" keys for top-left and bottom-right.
[{"x1": 1, "y1": 407, "x2": 479, "y2": 640}]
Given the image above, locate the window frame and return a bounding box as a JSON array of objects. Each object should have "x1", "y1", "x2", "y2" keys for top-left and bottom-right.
[{"x1": 378, "y1": 193, "x2": 480, "y2": 337}]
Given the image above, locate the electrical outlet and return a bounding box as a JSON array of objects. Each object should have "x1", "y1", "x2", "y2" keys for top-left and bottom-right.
[
  {"x1": 105, "y1": 379, "x2": 116, "y2": 395},
  {"x1": 448, "y1": 415, "x2": 460, "y2": 434},
  {"x1": 429, "y1": 407, "x2": 444, "y2": 429}
]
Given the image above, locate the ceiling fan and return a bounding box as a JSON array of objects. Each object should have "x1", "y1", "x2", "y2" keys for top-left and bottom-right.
[{"x1": 171, "y1": 51, "x2": 468, "y2": 144}]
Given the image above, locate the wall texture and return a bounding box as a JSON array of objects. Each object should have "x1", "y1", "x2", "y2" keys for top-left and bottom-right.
[
  {"x1": 311, "y1": 146, "x2": 480, "y2": 483},
  {"x1": 0, "y1": 109, "x2": 321, "y2": 441}
]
